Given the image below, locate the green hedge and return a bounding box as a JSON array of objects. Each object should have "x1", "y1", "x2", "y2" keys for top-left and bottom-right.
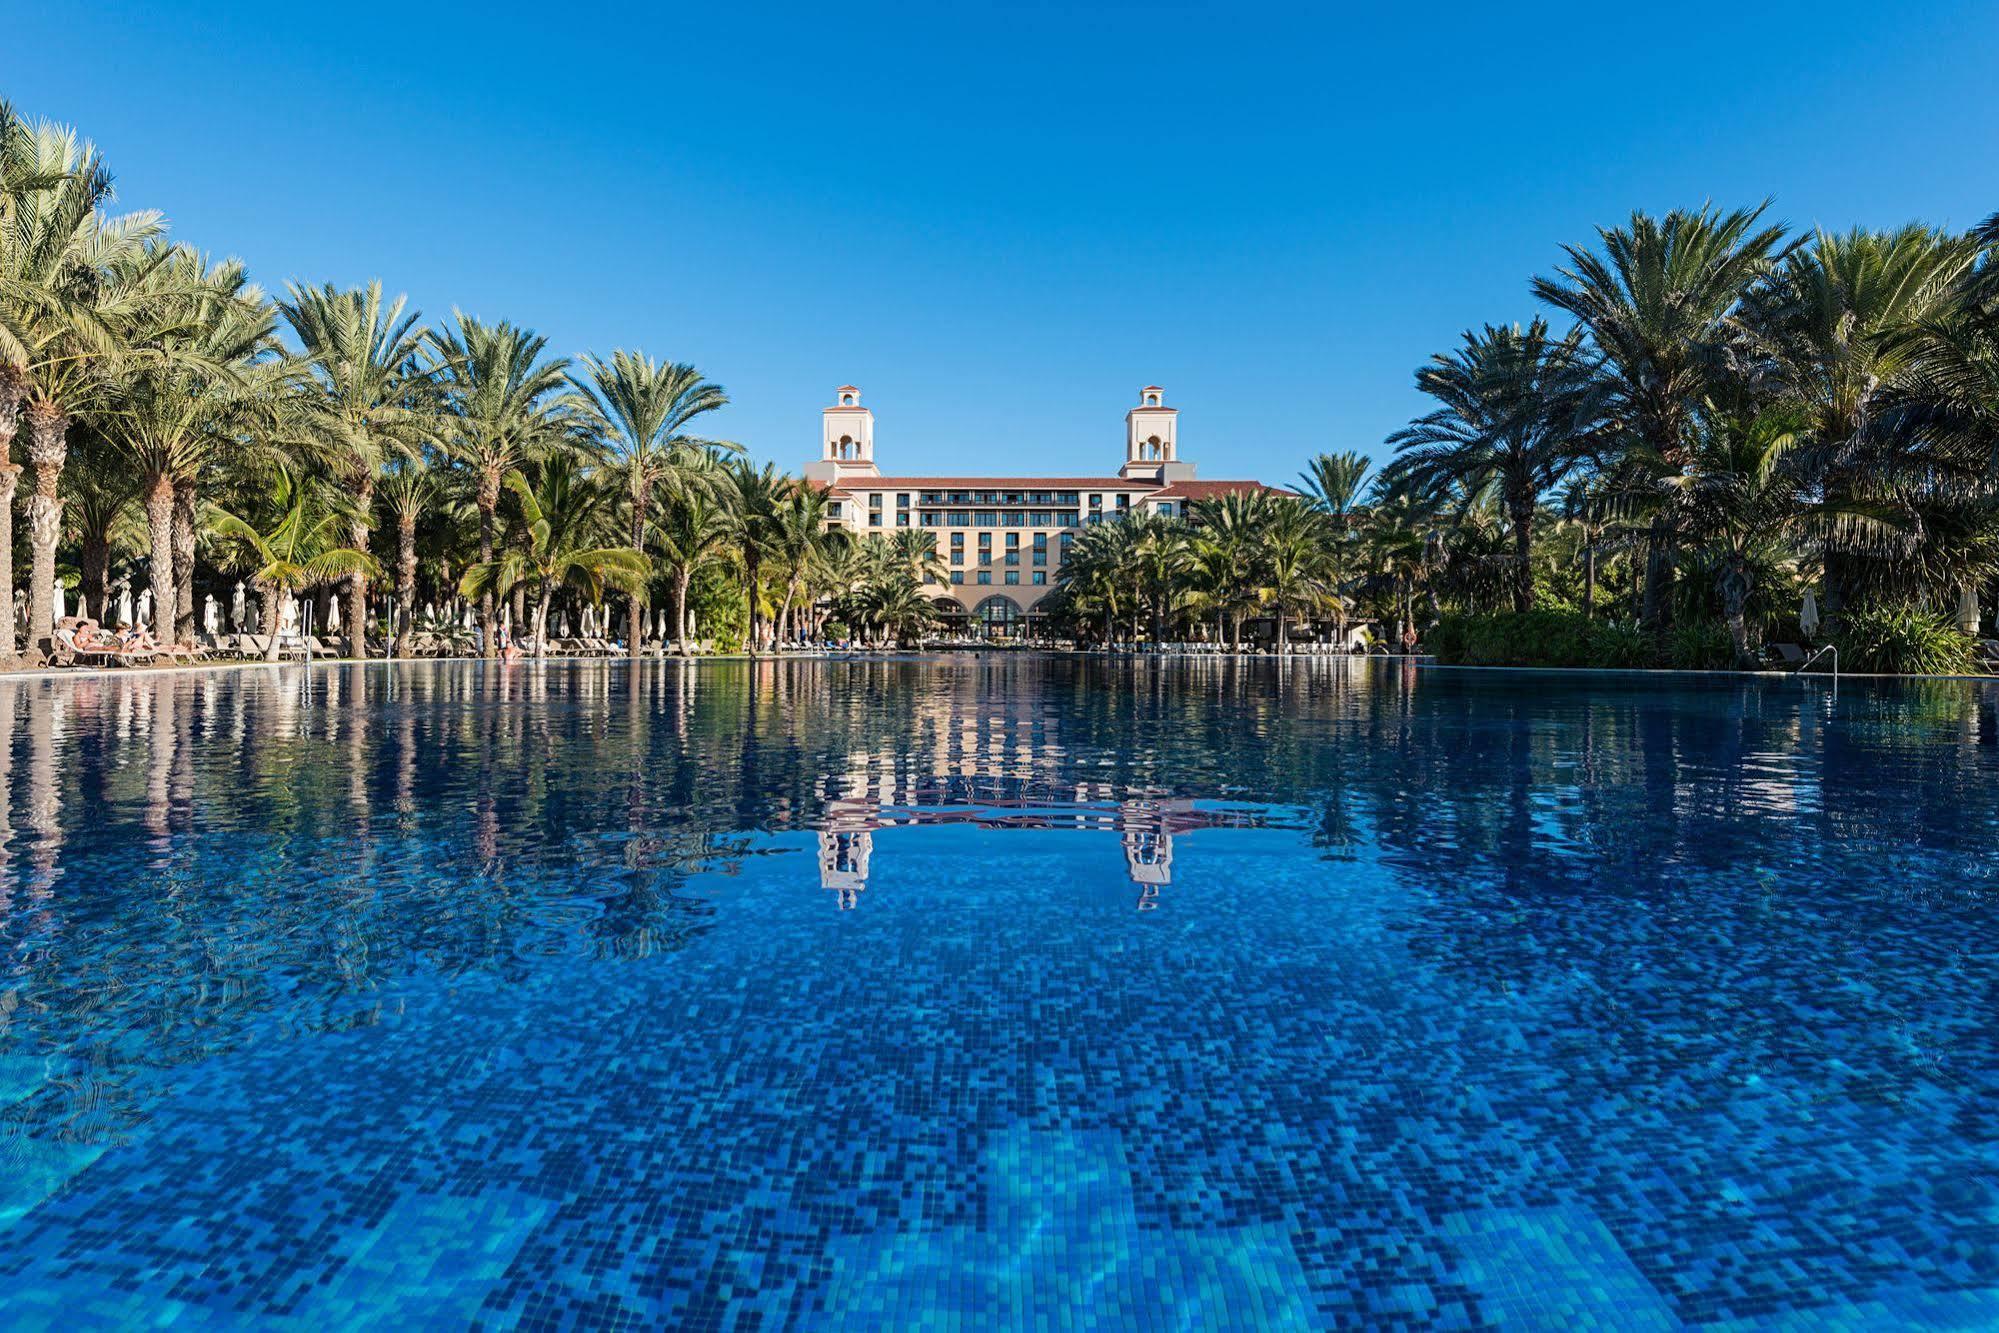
[
  {"x1": 1428, "y1": 606, "x2": 1982, "y2": 674},
  {"x1": 1426, "y1": 611, "x2": 1651, "y2": 668}
]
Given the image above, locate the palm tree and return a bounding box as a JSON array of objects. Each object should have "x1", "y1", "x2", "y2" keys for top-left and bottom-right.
[
  {"x1": 1261, "y1": 498, "x2": 1332, "y2": 653},
  {"x1": 567, "y1": 351, "x2": 729, "y2": 658},
  {"x1": 654, "y1": 486, "x2": 734, "y2": 653},
  {"x1": 376, "y1": 459, "x2": 439, "y2": 656},
  {"x1": 1753, "y1": 226, "x2": 1983, "y2": 617},
  {"x1": 208, "y1": 463, "x2": 380, "y2": 661},
  {"x1": 1388, "y1": 318, "x2": 1598, "y2": 612},
  {"x1": 459, "y1": 459, "x2": 649, "y2": 654},
  {"x1": 0, "y1": 112, "x2": 168, "y2": 657},
  {"x1": 1533, "y1": 204, "x2": 1794, "y2": 630},
  {"x1": 1191, "y1": 490, "x2": 1276, "y2": 646},
  {"x1": 1297, "y1": 451, "x2": 1372, "y2": 524},
  {"x1": 727, "y1": 460, "x2": 792, "y2": 653},
  {"x1": 101, "y1": 247, "x2": 275, "y2": 643},
  {"x1": 768, "y1": 483, "x2": 834, "y2": 644},
  {"x1": 429, "y1": 314, "x2": 575, "y2": 656},
  {"x1": 277, "y1": 281, "x2": 431, "y2": 658}
]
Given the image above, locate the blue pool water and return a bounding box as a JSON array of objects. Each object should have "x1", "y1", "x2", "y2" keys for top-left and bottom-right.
[{"x1": 0, "y1": 655, "x2": 1996, "y2": 1329}]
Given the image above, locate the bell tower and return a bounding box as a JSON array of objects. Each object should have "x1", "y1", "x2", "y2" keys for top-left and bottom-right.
[
  {"x1": 805, "y1": 385, "x2": 880, "y2": 483},
  {"x1": 1122, "y1": 385, "x2": 1195, "y2": 482}
]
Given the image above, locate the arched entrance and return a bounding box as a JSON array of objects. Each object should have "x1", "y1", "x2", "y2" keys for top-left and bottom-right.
[{"x1": 973, "y1": 594, "x2": 1024, "y2": 640}]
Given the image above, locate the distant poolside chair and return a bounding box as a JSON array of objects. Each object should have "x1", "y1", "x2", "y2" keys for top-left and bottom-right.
[{"x1": 1766, "y1": 642, "x2": 1809, "y2": 669}]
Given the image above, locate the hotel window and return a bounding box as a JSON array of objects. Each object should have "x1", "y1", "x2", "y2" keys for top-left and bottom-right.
[
  {"x1": 948, "y1": 511, "x2": 970, "y2": 526},
  {"x1": 1115, "y1": 494, "x2": 1130, "y2": 511},
  {"x1": 896, "y1": 512, "x2": 910, "y2": 527},
  {"x1": 1005, "y1": 552, "x2": 1019, "y2": 566},
  {"x1": 1058, "y1": 532, "x2": 1075, "y2": 561},
  {"x1": 827, "y1": 502, "x2": 843, "y2": 519},
  {"x1": 951, "y1": 549, "x2": 963, "y2": 565},
  {"x1": 977, "y1": 571, "x2": 991, "y2": 585},
  {"x1": 1005, "y1": 532, "x2": 1019, "y2": 547},
  {"x1": 977, "y1": 533, "x2": 992, "y2": 549},
  {"x1": 1089, "y1": 494, "x2": 1103, "y2": 509},
  {"x1": 869, "y1": 513, "x2": 882, "y2": 527},
  {"x1": 869, "y1": 493, "x2": 882, "y2": 509},
  {"x1": 950, "y1": 571, "x2": 964, "y2": 585},
  {"x1": 897, "y1": 492, "x2": 910, "y2": 507},
  {"x1": 1157, "y1": 502, "x2": 1175, "y2": 516},
  {"x1": 1004, "y1": 571, "x2": 1019, "y2": 585},
  {"x1": 1031, "y1": 571, "x2": 1047, "y2": 585},
  {"x1": 1032, "y1": 534, "x2": 1047, "y2": 565},
  {"x1": 975, "y1": 511, "x2": 998, "y2": 527},
  {"x1": 950, "y1": 532, "x2": 964, "y2": 547}
]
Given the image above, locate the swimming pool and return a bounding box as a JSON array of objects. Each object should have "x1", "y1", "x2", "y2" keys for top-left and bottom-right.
[{"x1": 0, "y1": 655, "x2": 1993, "y2": 1328}]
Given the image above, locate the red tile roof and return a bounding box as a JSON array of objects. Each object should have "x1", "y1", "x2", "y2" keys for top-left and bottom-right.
[
  {"x1": 828, "y1": 477, "x2": 1145, "y2": 490},
  {"x1": 1151, "y1": 480, "x2": 1290, "y2": 500}
]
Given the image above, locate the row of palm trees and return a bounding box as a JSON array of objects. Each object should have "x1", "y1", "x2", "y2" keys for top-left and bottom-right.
[
  {"x1": 1045, "y1": 206, "x2": 1999, "y2": 664},
  {"x1": 0, "y1": 98, "x2": 877, "y2": 664}
]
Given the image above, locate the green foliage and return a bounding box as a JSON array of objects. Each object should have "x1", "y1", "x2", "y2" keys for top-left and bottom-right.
[
  {"x1": 1830, "y1": 605, "x2": 1977, "y2": 675},
  {"x1": 688, "y1": 564, "x2": 747, "y2": 650},
  {"x1": 1666, "y1": 619, "x2": 1737, "y2": 670},
  {"x1": 1428, "y1": 610, "x2": 1651, "y2": 668}
]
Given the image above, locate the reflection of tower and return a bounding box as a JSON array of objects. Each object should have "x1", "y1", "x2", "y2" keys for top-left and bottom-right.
[{"x1": 817, "y1": 828, "x2": 873, "y2": 910}]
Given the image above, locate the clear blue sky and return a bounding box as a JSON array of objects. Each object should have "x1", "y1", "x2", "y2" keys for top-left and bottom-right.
[{"x1": 8, "y1": 2, "x2": 1998, "y2": 483}]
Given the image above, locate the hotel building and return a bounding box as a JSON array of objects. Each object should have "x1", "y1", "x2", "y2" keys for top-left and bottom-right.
[{"x1": 804, "y1": 385, "x2": 1273, "y2": 635}]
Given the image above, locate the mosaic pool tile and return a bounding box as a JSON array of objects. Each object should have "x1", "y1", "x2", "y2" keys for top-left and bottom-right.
[{"x1": 0, "y1": 657, "x2": 1995, "y2": 1327}]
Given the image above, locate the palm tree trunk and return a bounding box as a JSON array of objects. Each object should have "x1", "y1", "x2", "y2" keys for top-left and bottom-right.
[
  {"x1": 1640, "y1": 516, "x2": 1674, "y2": 633},
  {"x1": 395, "y1": 511, "x2": 418, "y2": 658},
  {"x1": 145, "y1": 473, "x2": 178, "y2": 643},
  {"x1": 1511, "y1": 504, "x2": 1534, "y2": 613},
  {"x1": 347, "y1": 473, "x2": 373, "y2": 659},
  {"x1": 23, "y1": 401, "x2": 67, "y2": 657},
  {"x1": 260, "y1": 580, "x2": 284, "y2": 661},
  {"x1": 173, "y1": 478, "x2": 198, "y2": 645},
  {"x1": 80, "y1": 540, "x2": 110, "y2": 625},
  {"x1": 1582, "y1": 539, "x2": 1596, "y2": 620},
  {"x1": 672, "y1": 567, "x2": 693, "y2": 654},
  {"x1": 744, "y1": 552, "x2": 762, "y2": 655},
  {"x1": 478, "y1": 483, "x2": 499, "y2": 660},
  {"x1": 628, "y1": 491, "x2": 647, "y2": 661},
  {"x1": 0, "y1": 460, "x2": 19, "y2": 661},
  {"x1": 533, "y1": 591, "x2": 552, "y2": 659}
]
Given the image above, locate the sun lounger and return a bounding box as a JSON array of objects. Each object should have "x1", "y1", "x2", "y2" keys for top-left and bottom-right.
[{"x1": 1767, "y1": 642, "x2": 1809, "y2": 669}]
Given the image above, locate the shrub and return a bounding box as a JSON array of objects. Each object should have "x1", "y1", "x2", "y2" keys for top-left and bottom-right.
[
  {"x1": 1428, "y1": 610, "x2": 1653, "y2": 669},
  {"x1": 1830, "y1": 605, "x2": 1976, "y2": 675},
  {"x1": 822, "y1": 619, "x2": 852, "y2": 642},
  {"x1": 1666, "y1": 619, "x2": 1737, "y2": 671}
]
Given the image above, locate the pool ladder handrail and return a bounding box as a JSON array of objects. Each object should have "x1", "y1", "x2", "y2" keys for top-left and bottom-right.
[{"x1": 1799, "y1": 643, "x2": 1837, "y2": 682}]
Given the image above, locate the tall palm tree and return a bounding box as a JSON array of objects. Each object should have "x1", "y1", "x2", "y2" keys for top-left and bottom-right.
[
  {"x1": 1297, "y1": 451, "x2": 1372, "y2": 524},
  {"x1": 1532, "y1": 203, "x2": 1794, "y2": 630},
  {"x1": 1388, "y1": 318, "x2": 1599, "y2": 612},
  {"x1": 1753, "y1": 226, "x2": 1983, "y2": 616},
  {"x1": 277, "y1": 281, "x2": 431, "y2": 658},
  {"x1": 654, "y1": 486, "x2": 734, "y2": 653},
  {"x1": 1192, "y1": 489, "x2": 1277, "y2": 646},
  {"x1": 567, "y1": 351, "x2": 729, "y2": 658},
  {"x1": 0, "y1": 112, "x2": 168, "y2": 657},
  {"x1": 102, "y1": 247, "x2": 275, "y2": 642},
  {"x1": 727, "y1": 460, "x2": 792, "y2": 653},
  {"x1": 376, "y1": 458, "x2": 439, "y2": 656},
  {"x1": 1261, "y1": 498, "x2": 1332, "y2": 653},
  {"x1": 429, "y1": 313, "x2": 575, "y2": 657},
  {"x1": 208, "y1": 463, "x2": 380, "y2": 661},
  {"x1": 768, "y1": 483, "x2": 833, "y2": 644},
  {"x1": 460, "y1": 458, "x2": 649, "y2": 655}
]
